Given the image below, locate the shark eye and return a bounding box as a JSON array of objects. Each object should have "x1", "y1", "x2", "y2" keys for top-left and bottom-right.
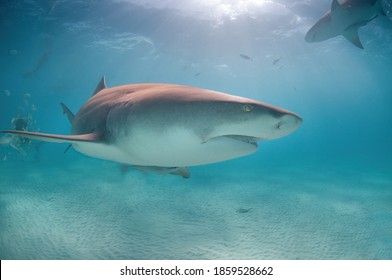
[{"x1": 243, "y1": 104, "x2": 253, "y2": 112}]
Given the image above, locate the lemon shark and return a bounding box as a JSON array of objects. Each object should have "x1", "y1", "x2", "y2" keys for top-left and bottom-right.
[
  {"x1": 305, "y1": 0, "x2": 387, "y2": 49},
  {"x1": 1, "y1": 77, "x2": 302, "y2": 178}
]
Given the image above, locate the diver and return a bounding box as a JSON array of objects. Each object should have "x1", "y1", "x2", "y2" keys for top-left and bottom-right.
[{"x1": 1, "y1": 114, "x2": 41, "y2": 159}]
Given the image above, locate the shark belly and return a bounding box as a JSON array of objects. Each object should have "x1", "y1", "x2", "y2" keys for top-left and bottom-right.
[
  {"x1": 72, "y1": 141, "x2": 133, "y2": 164},
  {"x1": 110, "y1": 128, "x2": 258, "y2": 167}
]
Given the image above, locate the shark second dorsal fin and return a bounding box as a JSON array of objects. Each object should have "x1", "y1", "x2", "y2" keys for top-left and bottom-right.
[
  {"x1": 92, "y1": 76, "x2": 107, "y2": 96},
  {"x1": 60, "y1": 102, "x2": 75, "y2": 124},
  {"x1": 343, "y1": 26, "x2": 364, "y2": 49}
]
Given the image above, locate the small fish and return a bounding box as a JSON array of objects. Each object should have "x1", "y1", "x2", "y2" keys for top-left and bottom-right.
[
  {"x1": 24, "y1": 93, "x2": 31, "y2": 98},
  {"x1": 9, "y1": 49, "x2": 18, "y2": 55},
  {"x1": 240, "y1": 54, "x2": 252, "y2": 61},
  {"x1": 194, "y1": 72, "x2": 201, "y2": 77},
  {"x1": 214, "y1": 64, "x2": 229, "y2": 69},
  {"x1": 273, "y1": 57, "x2": 281, "y2": 65},
  {"x1": 3, "y1": 90, "x2": 11, "y2": 96},
  {"x1": 23, "y1": 49, "x2": 51, "y2": 78},
  {"x1": 236, "y1": 208, "x2": 252, "y2": 213}
]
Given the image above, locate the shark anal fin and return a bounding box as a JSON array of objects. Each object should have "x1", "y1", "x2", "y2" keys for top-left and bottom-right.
[
  {"x1": 0, "y1": 130, "x2": 102, "y2": 144},
  {"x1": 60, "y1": 103, "x2": 75, "y2": 124},
  {"x1": 92, "y1": 76, "x2": 107, "y2": 96},
  {"x1": 343, "y1": 27, "x2": 364, "y2": 49}
]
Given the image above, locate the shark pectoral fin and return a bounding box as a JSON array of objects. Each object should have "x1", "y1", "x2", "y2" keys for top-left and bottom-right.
[
  {"x1": 0, "y1": 130, "x2": 102, "y2": 144},
  {"x1": 343, "y1": 27, "x2": 364, "y2": 49},
  {"x1": 60, "y1": 103, "x2": 75, "y2": 124},
  {"x1": 170, "y1": 167, "x2": 190, "y2": 179}
]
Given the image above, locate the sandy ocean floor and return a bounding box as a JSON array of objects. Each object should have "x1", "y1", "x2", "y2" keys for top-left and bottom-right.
[{"x1": 0, "y1": 157, "x2": 391, "y2": 260}]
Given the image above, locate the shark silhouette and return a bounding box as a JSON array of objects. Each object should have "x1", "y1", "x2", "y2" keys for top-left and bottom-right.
[
  {"x1": 1, "y1": 77, "x2": 302, "y2": 178},
  {"x1": 305, "y1": 0, "x2": 387, "y2": 49}
]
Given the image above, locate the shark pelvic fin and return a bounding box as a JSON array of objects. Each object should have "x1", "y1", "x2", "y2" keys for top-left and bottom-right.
[
  {"x1": 343, "y1": 27, "x2": 364, "y2": 49},
  {"x1": 125, "y1": 165, "x2": 191, "y2": 179},
  {"x1": 170, "y1": 167, "x2": 190, "y2": 179},
  {"x1": 60, "y1": 102, "x2": 75, "y2": 124},
  {"x1": 92, "y1": 76, "x2": 107, "y2": 96},
  {"x1": 0, "y1": 130, "x2": 102, "y2": 144}
]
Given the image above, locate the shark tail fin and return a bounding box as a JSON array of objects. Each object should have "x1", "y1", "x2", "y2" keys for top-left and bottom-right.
[
  {"x1": 60, "y1": 102, "x2": 75, "y2": 124},
  {"x1": 92, "y1": 76, "x2": 107, "y2": 96},
  {"x1": 0, "y1": 130, "x2": 101, "y2": 144},
  {"x1": 343, "y1": 27, "x2": 364, "y2": 49}
]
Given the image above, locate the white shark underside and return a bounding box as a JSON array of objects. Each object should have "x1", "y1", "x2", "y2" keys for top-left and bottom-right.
[
  {"x1": 1, "y1": 77, "x2": 302, "y2": 178},
  {"x1": 305, "y1": 0, "x2": 387, "y2": 49}
]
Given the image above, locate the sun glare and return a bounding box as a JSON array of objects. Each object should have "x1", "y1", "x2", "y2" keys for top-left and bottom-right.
[{"x1": 196, "y1": 0, "x2": 271, "y2": 22}]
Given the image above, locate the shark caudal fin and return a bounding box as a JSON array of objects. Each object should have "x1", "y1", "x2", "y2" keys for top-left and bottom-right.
[{"x1": 0, "y1": 130, "x2": 101, "y2": 144}]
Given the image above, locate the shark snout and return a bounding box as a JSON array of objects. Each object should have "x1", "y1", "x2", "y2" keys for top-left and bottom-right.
[{"x1": 268, "y1": 112, "x2": 302, "y2": 140}]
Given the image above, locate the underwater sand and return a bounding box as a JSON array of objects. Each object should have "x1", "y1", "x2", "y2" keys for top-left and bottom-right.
[{"x1": 1, "y1": 157, "x2": 391, "y2": 260}]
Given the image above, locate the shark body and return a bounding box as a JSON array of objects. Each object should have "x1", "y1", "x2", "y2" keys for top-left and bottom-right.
[
  {"x1": 305, "y1": 0, "x2": 387, "y2": 49},
  {"x1": 1, "y1": 77, "x2": 302, "y2": 177}
]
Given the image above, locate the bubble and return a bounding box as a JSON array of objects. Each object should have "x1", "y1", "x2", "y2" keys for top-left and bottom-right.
[{"x1": 9, "y1": 49, "x2": 18, "y2": 55}]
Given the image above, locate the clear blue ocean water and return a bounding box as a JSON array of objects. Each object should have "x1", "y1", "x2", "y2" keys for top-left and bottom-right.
[{"x1": 0, "y1": 0, "x2": 392, "y2": 259}]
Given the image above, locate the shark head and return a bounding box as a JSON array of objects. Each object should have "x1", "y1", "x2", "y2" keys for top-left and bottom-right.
[{"x1": 201, "y1": 97, "x2": 302, "y2": 145}]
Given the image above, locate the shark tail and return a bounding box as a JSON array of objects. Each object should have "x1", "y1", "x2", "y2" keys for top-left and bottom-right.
[{"x1": 0, "y1": 130, "x2": 101, "y2": 144}]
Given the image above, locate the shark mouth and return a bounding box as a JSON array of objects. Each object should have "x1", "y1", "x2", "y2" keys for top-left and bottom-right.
[{"x1": 222, "y1": 134, "x2": 263, "y2": 147}]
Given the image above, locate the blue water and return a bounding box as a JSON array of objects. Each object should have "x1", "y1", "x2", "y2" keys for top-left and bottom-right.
[{"x1": 1, "y1": 0, "x2": 392, "y2": 259}]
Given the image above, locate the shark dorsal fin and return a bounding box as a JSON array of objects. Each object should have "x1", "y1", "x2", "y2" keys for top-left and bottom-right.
[
  {"x1": 331, "y1": 0, "x2": 350, "y2": 14},
  {"x1": 60, "y1": 102, "x2": 75, "y2": 124},
  {"x1": 331, "y1": 0, "x2": 341, "y2": 11},
  {"x1": 92, "y1": 76, "x2": 107, "y2": 96},
  {"x1": 376, "y1": 0, "x2": 387, "y2": 16},
  {"x1": 343, "y1": 26, "x2": 364, "y2": 49}
]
